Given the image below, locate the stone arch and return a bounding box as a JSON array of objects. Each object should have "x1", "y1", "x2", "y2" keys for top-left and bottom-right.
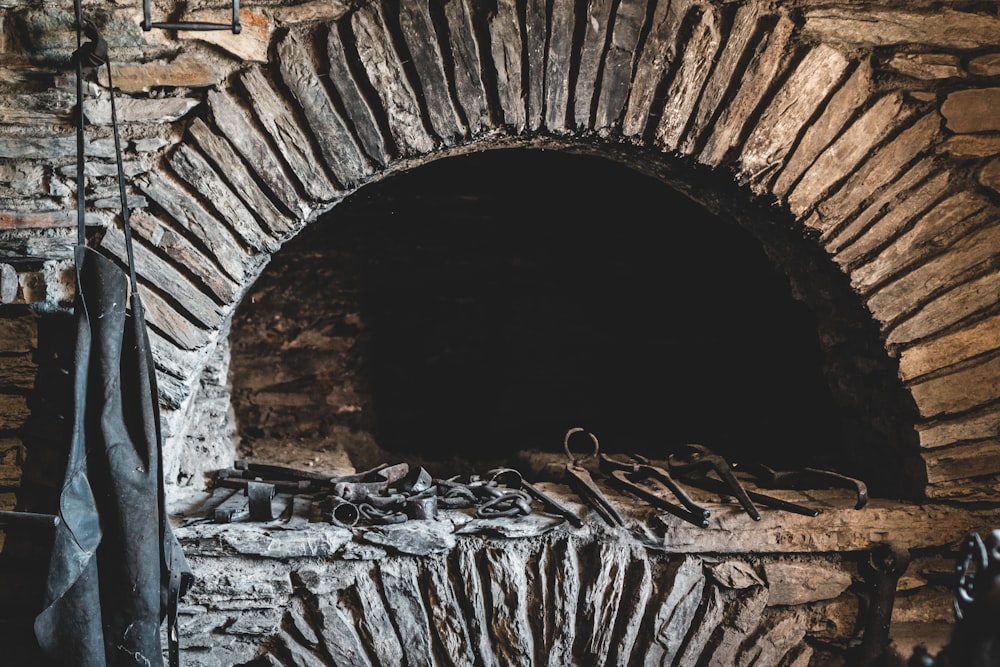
[{"x1": 115, "y1": 0, "x2": 1000, "y2": 501}]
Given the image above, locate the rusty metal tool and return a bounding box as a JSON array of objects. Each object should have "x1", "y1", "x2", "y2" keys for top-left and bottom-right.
[
  {"x1": 854, "y1": 541, "x2": 911, "y2": 666},
  {"x1": 598, "y1": 454, "x2": 710, "y2": 528},
  {"x1": 668, "y1": 443, "x2": 762, "y2": 520},
  {"x1": 607, "y1": 470, "x2": 710, "y2": 528},
  {"x1": 740, "y1": 462, "x2": 868, "y2": 510},
  {"x1": 667, "y1": 447, "x2": 821, "y2": 518},
  {"x1": 563, "y1": 427, "x2": 626, "y2": 527},
  {"x1": 599, "y1": 454, "x2": 709, "y2": 519},
  {"x1": 487, "y1": 467, "x2": 585, "y2": 527}
]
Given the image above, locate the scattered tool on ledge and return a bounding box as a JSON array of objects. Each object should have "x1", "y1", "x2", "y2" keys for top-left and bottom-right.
[
  {"x1": 562, "y1": 427, "x2": 627, "y2": 527},
  {"x1": 668, "y1": 443, "x2": 763, "y2": 520},
  {"x1": 736, "y1": 462, "x2": 869, "y2": 510},
  {"x1": 599, "y1": 453, "x2": 710, "y2": 528}
]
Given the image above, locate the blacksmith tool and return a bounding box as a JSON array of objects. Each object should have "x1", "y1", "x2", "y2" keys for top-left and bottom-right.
[
  {"x1": 739, "y1": 462, "x2": 868, "y2": 510},
  {"x1": 246, "y1": 480, "x2": 277, "y2": 521},
  {"x1": 854, "y1": 541, "x2": 911, "y2": 667},
  {"x1": 487, "y1": 467, "x2": 585, "y2": 527},
  {"x1": 668, "y1": 444, "x2": 763, "y2": 520},
  {"x1": 668, "y1": 445, "x2": 820, "y2": 518},
  {"x1": 434, "y1": 476, "x2": 478, "y2": 509},
  {"x1": 563, "y1": 427, "x2": 626, "y2": 527},
  {"x1": 320, "y1": 496, "x2": 361, "y2": 528},
  {"x1": 0, "y1": 509, "x2": 60, "y2": 529},
  {"x1": 598, "y1": 454, "x2": 710, "y2": 528}
]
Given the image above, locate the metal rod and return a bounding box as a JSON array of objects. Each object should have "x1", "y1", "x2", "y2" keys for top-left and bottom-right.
[{"x1": 0, "y1": 509, "x2": 61, "y2": 528}]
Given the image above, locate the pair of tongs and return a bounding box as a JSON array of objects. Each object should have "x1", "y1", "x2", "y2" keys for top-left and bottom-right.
[
  {"x1": 563, "y1": 428, "x2": 626, "y2": 527},
  {"x1": 668, "y1": 444, "x2": 820, "y2": 519},
  {"x1": 599, "y1": 453, "x2": 710, "y2": 528}
]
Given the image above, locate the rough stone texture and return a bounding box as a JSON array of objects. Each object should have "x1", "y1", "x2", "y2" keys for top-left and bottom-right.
[
  {"x1": 351, "y1": 1, "x2": 436, "y2": 155},
  {"x1": 802, "y1": 8, "x2": 1000, "y2": 50},
  {"x1": 941, "y1": 88, "x2": 1000, "y2": 133},
  {"x1": 866, "y1": 220, "x2": 1000, "y2": 327},
  {"x1": 887, "y1": 269, "x2": 1000, "y2": 346},
  {"x1": 240, "y1": 65, "x2": 343, "y2": 201},
  {"x1": 740, "y1": 44, "x2": 849, "y2": 185},
  {"x1": 979, "y1": 158, "x2": 1000, "y2": 194},
  {"x1": 789, "y1": 92, "x2": 913, "y2": 216},
  {"x1": 679, "y1": 2, "x2": 763, "y2": 155},
  {"x1": 2, "y1": 5, "x2": 1000, "y2": 662},
  {"x1": 772, "y1": 60, "x2": 873, "y2": 197},
  {"x1": 764, "y1": 560, "x2": 853, "y2": 606},
  {"x1": 166, "y1": 509, "x2": 972, "y2": 667},
  {"x1": 573, "y1": 0, "x2": 615, "y2": 131},
  {"x1": 594, "y1": 0, "x2": 646, "y2": 134},
  {"x1": 96, "y1": 53, "x2": 228, "y2": 93},
  {"x1": 622, "y1": 0, "x2": 685, "y2": 138},
  {"x1": 398, "y1": 0, "x2": 468, "y2": 145},
  {"x1": 655, "y1": 4, "x2": 723, "y2": 150},
  {"x1": 807, "y1": 112, "x2": 942, "y2": 239},
  {"x1": 487, "y1": 0, "x2": 526, "y2": 132},
  {"x1": 699, "y1": 13, "x2": 796, "y2": 166},
  {"x1": 886, "y1": 52, "x2": 964, "y2": 80},
  {"x1": 444, "y1": 0, "x2": 493, "y2": 136},
  {"x1": 276, "y1": 28, "x2": 373, "y2": 189}
]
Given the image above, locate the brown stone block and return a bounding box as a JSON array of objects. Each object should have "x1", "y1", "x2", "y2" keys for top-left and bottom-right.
[
  {"x1": 789, "y1": 93, "x2": 912, "y2": 217},
  {"x1": 917, "y1": 405, "x2": 1000, "y2": 450},
  {"x1": 868, "y1": 222, "x2": 1000, "y2": 327},
  {"x1": 938, "y1": 134, "x2": 1000, "y2": 159},
  {"x1": 887, "y1": 270, "x2": 1000, "y2": 346},
  {"x1": 978, "y1": 158, "x2": 1000, "y2": 194},
  {"x1": 941, "y1": 88, "x2": 1000, "y2": 133},
  {"x1": 969, "y1": 53, "x2": 1000, "y2": 77},
  {"x1": 96, "y1": 54, "x2": 226, "y2": 93},
  {"x1": 178, "y1": 9, "x2": 272, "y2": 63},
  {"x1": 885, "y1": 53, "x2": 965, "y2": 80},
  {"x1": 900, "y1": 314, "x2": 1000, "y2": 381},
  {"x1": 0, "y1": 210, "x2": 76, "y2": 230},
  {"x1": 908, "y1": 354, "x2": 1000, "y2": 418},
  {"x1": 802, "y1": 8, "x2": 1000, "y2": 50},
  {"x1": 923, "y1": 439, "x2": 1000, "y2": 484},
  {"x1": 273, "y1": 0, "x2": 353, "y2": 26}
]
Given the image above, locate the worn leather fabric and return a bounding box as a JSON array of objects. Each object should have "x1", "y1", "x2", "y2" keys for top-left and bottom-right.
[{"x1": 34, "y1": 246, "x2": 192, "y2": 666}]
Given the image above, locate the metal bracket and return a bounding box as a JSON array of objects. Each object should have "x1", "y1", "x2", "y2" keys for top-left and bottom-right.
[{"x1": 141, "y1": 0, "x2": 242, "y2": 33}]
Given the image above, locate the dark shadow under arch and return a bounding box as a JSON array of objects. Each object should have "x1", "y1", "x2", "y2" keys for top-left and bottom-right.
[{"x1": 229, "y1": 146, "x2": 924, "y2": 498}]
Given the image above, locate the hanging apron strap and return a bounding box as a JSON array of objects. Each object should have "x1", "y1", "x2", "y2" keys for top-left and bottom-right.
[{"x1": 34, "y1": 5, "x2": 193, "y2": 666}]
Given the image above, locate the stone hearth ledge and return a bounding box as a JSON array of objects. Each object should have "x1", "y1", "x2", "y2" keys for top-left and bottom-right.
[{"x1": 172, "y1": 482, "x2": 999, "y2": 559}]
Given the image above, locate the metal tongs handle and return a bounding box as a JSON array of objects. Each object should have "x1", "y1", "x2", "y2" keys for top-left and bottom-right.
[
  {"x1": 564, "y1": 428, "x2": 626, "y2": 527},
  {"x1": 669, "y1": 443, "x2": 762, "y2": 520}
]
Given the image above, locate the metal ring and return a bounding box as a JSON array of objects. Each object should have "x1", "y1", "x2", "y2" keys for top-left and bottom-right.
[{"x1": 564, "y1": 427, "x2": 600, "y2": 466}]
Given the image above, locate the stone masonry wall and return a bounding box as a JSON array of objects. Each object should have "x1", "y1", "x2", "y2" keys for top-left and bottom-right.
[
  {"x1": 0, "y1": 0, "x2": 999, "y2": 502},
  {"x1": 1, "y1": 3, "x2": 1000, "y2": 664}
]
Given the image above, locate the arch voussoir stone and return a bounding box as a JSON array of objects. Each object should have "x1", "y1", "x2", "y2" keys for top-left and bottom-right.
[
  {"x1": 739, "y1": 44, "x2": 850, "y2": 187},
  {"x1": 185, "y1": 117, "x2": 298, "y2": 240},
  {"x1": 788, "y1": 92, "x2": 914, "y2": 217},
  {"x1": 398, "y1": 0, "x2": 469, "y2": 145},
  {"x1": 593, "y1": 0, "x2": 646, "y2": 134},
  {"x1": 275, "y1": 28, "x2": 375, "y2": 186},
  {"x1": 697, "y1": 13, "x2": 796, "y2": 166},
  {"x1": 573, "y1": 0, "x2": 616, "y2": 132},
  {"x1": 207, "y1": 87, "x2": 311, "y2": 218},
  {"x1": 239, "y1": 65, "x2": 344, "y2": 200},
  {"x1": 654, "y1": 4, "x2": 723, "y2": 151},
  {"x1": 678, "y1": 2, "x2": 765, "y2": 155},
  {"x1": 351, "y1": 2, "x2": 438, "y2": 155}
]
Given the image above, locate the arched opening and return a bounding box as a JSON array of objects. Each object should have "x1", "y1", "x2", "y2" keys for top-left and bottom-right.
[{"x1": 228, "y1": 148, "x2": 920, "y2": 498}]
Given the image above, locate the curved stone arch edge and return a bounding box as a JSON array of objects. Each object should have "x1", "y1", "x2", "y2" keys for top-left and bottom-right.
[{"x1": 160, "y1": 135, "x2": 926, "y2": 500}]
